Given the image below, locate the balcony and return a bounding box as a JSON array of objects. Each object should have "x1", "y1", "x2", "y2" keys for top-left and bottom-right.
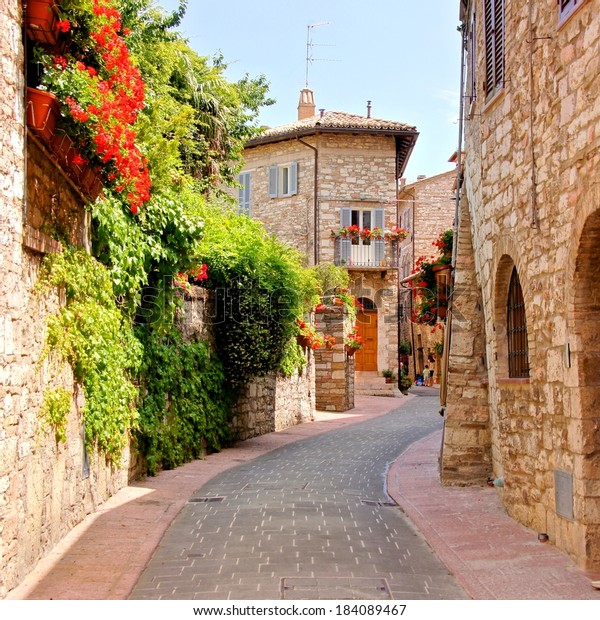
[{"x1": 333, "y1": 238, "x2": 398, "y2": 270}]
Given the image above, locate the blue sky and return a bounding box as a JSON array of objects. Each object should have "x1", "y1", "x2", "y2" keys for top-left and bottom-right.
[{"x1": 157, "y1": 1, "x2": 462, "y2": 182}]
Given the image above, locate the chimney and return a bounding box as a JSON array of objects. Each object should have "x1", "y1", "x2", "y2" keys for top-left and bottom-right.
[
  {"x1": 298, "y1": 88, "x2": 316, "y2": 120},
  {"x1": 367, "y1": 100, "x2": 372, "y2": 118}
]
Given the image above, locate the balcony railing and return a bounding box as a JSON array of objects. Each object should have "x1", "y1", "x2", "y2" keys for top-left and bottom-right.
[{"x1": 333, "y1": 238, "x2": 398, "y2": 269}]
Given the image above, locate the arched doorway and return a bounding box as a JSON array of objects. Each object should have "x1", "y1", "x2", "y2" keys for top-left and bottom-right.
[
  {"x1": 355, "y1": 297, "x2": 377, "y2": 371},
  {"x1": 569, "y1": 209, "x2": 600, "y2": 568}
]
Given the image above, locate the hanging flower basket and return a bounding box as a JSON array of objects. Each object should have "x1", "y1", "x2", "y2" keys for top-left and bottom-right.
[
  {"x1": 345, "y1": 344, "x2": 357, "y2": 356},
  {"x1": 25, "y1": 0, "x2": 60, "y2": 45},
  {"x1": 26, "y1": 87, "x2": 60, "y2": 145}
]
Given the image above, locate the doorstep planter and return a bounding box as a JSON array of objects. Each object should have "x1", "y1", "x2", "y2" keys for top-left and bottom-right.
[
  {"x1": 27, "y1": 87, "x2": 60, "y2": 145},
  {"x1": 26, "y1": 0, "x2": 60, "y2": 45}
]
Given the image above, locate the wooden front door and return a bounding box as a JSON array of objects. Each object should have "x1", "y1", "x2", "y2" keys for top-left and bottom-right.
[{"x1": 355, "y1": 310, "x2": 378, "y2": 371}]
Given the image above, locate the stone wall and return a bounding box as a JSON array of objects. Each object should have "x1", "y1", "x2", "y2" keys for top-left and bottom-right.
[
  {"x1": 445, "y1": 0, "x2": 600, "y2": 568},
  {"x1": 180, "y1": 287, "x2": 316, "y2": 441},
  {"x1": 398, "y1": 170, "x2": 456, "y2": 380},
  {"x1": 314, "y1": 307, "x2": 354, "y2": 411},
  {"x1": 1, "y1": 1, "x2": 127, "y2": 597}
]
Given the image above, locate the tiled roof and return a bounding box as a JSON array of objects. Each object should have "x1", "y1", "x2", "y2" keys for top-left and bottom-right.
[{"x1": 247, "y1": 111, "x2": 417, "y2": 145}]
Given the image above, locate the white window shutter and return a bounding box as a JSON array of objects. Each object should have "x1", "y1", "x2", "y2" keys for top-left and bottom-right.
[
  {"x1": 340, "y1": 208, "x2": 352, "y2": 264},
  {"x1": 289, "y1": 161, "x2": 298, "y2": 195},
  {"x1": 238, "y1": 173, "x2": 251, "y2": 215},
  {"x1": 269, "y1": 165, "x2": 278, "y2": 198},
  {"x1": 373, "y1": 208, "x2": 386, "y2": 263}
]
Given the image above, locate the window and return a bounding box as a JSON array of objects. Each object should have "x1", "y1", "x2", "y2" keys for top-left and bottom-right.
[
  {"x1": 339, "y1": 207, "x2": 386, "y2": 267},
  {"x1": 268, "y1": 162, "x2": 298, "y2": 198},
  {"x1": 238, "y1": 171, "x2": 251, "y2": 215},
  {"x1": 484, "y1": 0, "x2": 504, "y2": 98},
  {"x1": 507, "y1": 267, "x2": 529, "y2": 378},
  {"x1": 559, "y1": 0, "x2": 583, "y2": 22}
]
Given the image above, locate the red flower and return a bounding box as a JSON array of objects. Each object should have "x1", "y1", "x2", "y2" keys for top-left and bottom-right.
[{"x1": 56, "y1": 19, "x2": 71, "y2": 33}]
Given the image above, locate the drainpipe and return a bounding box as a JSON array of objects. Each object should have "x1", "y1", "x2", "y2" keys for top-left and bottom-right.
[
  {"x1": 440, "y1": 20, "x2": 467, "y2": 414},
  {"x1": 297, "y1": 137, "x2": 319, "y2": 265}
]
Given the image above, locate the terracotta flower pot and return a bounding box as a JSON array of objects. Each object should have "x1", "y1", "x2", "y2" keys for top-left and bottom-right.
[
  {"x1": 297, "y1": 335, "x2": 310, "y2": 349},
  {"x1": 26, "y1": 87, "x2": 60, "y2": 145},
  {"x1": 26, "y1": 0, "x2": 60, "y2": 45},
  {"x1": 79, "y1": 166, "x2": 103, "y2": 200},
  {"x1": 50, "y1": 132, "x2": 75, "y2": 169},
  {"x1": 345, "y1": 345, "x2": 357, "y2": 356}
]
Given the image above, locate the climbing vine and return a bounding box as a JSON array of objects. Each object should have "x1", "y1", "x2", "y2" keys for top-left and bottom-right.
[
  {"x1": 135, "y1": 327, "x2": 232, "y2": 475},
  {"x1": 38, "y1": 249, "x2": 142, "y2": 462}
]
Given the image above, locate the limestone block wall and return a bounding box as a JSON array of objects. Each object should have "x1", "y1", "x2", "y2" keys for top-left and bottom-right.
[
  {"x1": 230, "y1": 354, "x2": 315, "y2": 440},
  {"x1": 449, "y1": 0, "x2": 600, "y2": 568},
  {"x1": 240, "y1": 132, "x2": 399, "y2": 266},
  {"x1": 1, "y1": 1, "x2": 126, "y2": 596}
]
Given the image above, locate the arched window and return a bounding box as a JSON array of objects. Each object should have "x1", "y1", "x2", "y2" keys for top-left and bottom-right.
[
  {"x1": 506, "y1": 267, "x2": 529, "y2": 378},
  {"x1": 357, "y1": 297, "x2": 376, "y2": 311}
]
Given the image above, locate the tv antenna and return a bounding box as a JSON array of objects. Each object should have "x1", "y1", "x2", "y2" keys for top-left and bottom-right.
[{"x1": 305, "y1": 22, "x2": 339, "y2": 88}]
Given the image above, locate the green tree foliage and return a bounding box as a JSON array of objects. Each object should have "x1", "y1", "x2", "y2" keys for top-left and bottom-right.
[{"x1": 197, "y1": 207, "x2": 321, "y2": 386}]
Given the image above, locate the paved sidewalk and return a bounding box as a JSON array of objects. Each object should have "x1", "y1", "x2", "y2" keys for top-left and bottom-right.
[
  {"x1": 388, "y1": 430, "x2": 600, "y2": 600},
  {"x1": 7, "y1": 392, "x2": 600, "y2": 600}
]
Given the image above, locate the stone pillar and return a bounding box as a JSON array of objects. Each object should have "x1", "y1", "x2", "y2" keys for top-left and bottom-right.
[{"x1": 314, "y1": 307, "x2": 354, "y2": 411}]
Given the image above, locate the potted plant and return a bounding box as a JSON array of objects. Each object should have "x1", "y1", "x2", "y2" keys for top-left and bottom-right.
[
  {"x1": 31, "y1": 1, "x2": 151, "y2": 213},
  {"x1": 399, "y1": 373, "x2": 412, "y2": 394},
  {"x1": 26, "y1": 0, "x2": 63, "y2": 45},
  {"x1": 323, "y1": 334, "x2": 336, "y2": 350},
  {"x1": 382, "y1": 368, "x2": 395, "y2": 384},
  {"x1": 296, "y1": 319, "x2": 325, "y2": 350},
  {"x1": 399, "y1": 339, "x2": 412, "y2": 355},
  {"x1": 344, "y1": 326, "x2": 363, "y2": 356}
]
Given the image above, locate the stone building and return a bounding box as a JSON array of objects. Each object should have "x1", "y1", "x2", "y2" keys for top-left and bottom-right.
[
  {"x1": 236, "y1": 89, "x2": 419, "y2": 393},
  {"x1": 398, "y1": 165, "x2": 457, "y2": 383},
  {"x1": 442, "y1": 0, "x2": 600, "y2": 570}
]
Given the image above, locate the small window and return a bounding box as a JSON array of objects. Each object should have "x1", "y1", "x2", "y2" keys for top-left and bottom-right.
[
  {"x1": 484, "y1": 0, "x2": 504, "y2": 98},
  {"x1": 559, "y1": 0, "x2": 582, "y2": 21},
  {"x1": 268, "y1": 162, "x2": 298, "y2": 198},
  {"x1": 238, "y1": 172, "x2": 251, "y2": 215},
  {"x1": 507, "y1": 267, "x2": 529, "y2": 378}
]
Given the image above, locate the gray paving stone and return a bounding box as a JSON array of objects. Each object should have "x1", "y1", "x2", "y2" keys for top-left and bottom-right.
[{"x1": 130, "y1": 396, "x2": 468, "y2": 600}]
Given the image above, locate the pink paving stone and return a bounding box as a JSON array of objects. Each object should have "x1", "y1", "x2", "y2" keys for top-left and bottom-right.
[
  {"x1": 6, "y1": 396, "x2": 407, "y2": 600},
  {"x1": 387, "y1": 429, "x2": 600, "y2": 600}
]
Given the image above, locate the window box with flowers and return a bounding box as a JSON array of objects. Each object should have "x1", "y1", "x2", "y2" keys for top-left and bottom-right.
[
  {"x1": 25, "y1": 0, "x2": 62, "y2": 45},
  {"x1": 30, "y1": 0, "x2": 151, "y2": 213},
  {"x1": 409, "y1": 230, "x2": 453, "y2": 324}
]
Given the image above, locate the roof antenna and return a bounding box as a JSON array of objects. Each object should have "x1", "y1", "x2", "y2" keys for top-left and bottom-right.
[{"x1": 305, "y1": 22, "x2": 339, "y2": 88}]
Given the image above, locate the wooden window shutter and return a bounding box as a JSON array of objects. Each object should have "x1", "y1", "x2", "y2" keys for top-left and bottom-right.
[
  {"x1": 373, "y1": 208, "x2": 386, "y2": 264},
  {"x1": 269, "y1": 165, "x2": 278, "y2": 198},
  {"x1": 238, "y1": 172, "x2": 251, "y2": 215},
  {"x1": 289, "y1": 161, "x2": 298, "y2": 195},
  {"x1": 340, "y1": 208, "x2": 352, "y2": 263},
  {"x1": 484, "y1": 0, "x2": 504, "y2": 97}
]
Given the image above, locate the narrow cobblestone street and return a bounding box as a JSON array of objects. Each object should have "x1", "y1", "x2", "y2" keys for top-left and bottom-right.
[{"x1": 130, "y1": 393, "x2": 468, "y2": 600}]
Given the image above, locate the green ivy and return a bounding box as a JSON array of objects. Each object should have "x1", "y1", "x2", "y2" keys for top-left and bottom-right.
[
  {"x1": 40, "y1": 386, "x2": 72, "y2": 444},
  {"x1": 39, "y1": 249, "x2": 142, "y2": 463},
  {"x1": 197, "y1": 209, "x2": 321, "y2": 386},
  {"x1": 136, "y1": 327, "x2": 232, "y2": 475}
]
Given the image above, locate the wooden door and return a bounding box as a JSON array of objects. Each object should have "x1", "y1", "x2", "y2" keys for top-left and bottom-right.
[{"x1": 355, "y1": 310, "x2": 378, "y2": 371}]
